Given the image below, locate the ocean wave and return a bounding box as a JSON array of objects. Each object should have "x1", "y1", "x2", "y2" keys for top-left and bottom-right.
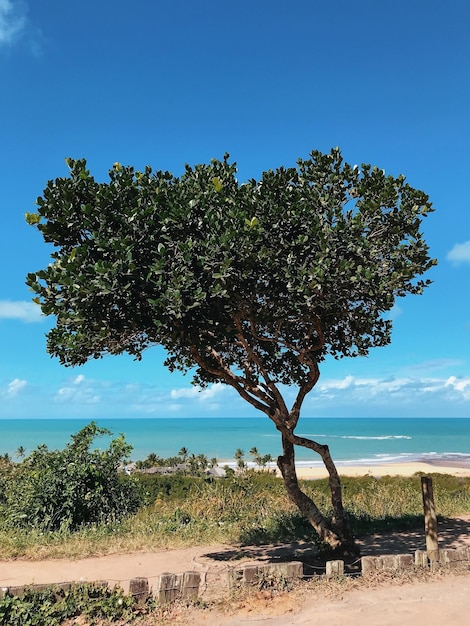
[
  {"x1": 297, "y1": 433, "x2": 412, "y2": 441},
  {"x1": 340, "y1": 435, "x2": 412, "y2": 440},
  {"x1": 292, "y1": 451, "x2": 470, "y2": 467}
]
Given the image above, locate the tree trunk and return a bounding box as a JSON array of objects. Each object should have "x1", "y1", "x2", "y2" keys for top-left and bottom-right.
[{"x1": 277, "y1": 434, "x2": 358, "y2": 555}]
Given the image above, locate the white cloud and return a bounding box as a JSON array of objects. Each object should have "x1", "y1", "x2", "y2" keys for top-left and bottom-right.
[
  {"x1": 168, "y1": 383, "x2": 228, "y2": 413},
  {"x1": 0, "y1": 0, "x2": 26, "y2": 45},
  {"x1": 445, "y1": 376, "x2": 470, "y2": 398},
  {"x1": 6, "y1": 377, "x2": 26, "y2": 396},
  {"x1": 447, "y1": 240, "x2": 470, "y2": 265},
  {"x1": 55, "y1": 375, "x2": 100, "y2": 404},
  {"x1": 319, "y1": 375, "x2": 355, "y2": 391},
  {"x1": 170, "y1": 383, "x2": 226, "y2": 401},
  {"x1": 0, "y1": 300, "x2": 43, "y2": 323},
  {"x1": 309, "y1": 373, "x2": 470, "y2": 413}
]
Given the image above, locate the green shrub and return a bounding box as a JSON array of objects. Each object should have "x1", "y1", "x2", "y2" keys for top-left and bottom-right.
[
  {"x1": 0, "y1": 583, "x2": 143, "y2": 626},
  {"x1": 1, "y1": 422, "x2": 140, "y2": 531},
  {"x1": 135, "y1": 473, "x2": 203, "y2": 504}
]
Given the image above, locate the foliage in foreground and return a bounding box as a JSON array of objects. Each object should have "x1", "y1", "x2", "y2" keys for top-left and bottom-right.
[
  {"x1": 0, "y1": 583, "x2": 152, "y2": 626},
  {"x1": 0, "y1": 423, "x2": 140, "y2": 531},
  {"x1": 3, "y1": 560, "x2": 469, "y2": 626}
]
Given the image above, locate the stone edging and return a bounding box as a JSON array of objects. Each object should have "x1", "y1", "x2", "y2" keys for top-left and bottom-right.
[{"x1": 1, "y1": 546, "x2": 469, "y2": 603}]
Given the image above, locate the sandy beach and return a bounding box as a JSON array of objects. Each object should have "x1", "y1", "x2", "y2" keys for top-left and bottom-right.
[{"x1": 293, "y1": 460, "x2": 470, "y2": 479}]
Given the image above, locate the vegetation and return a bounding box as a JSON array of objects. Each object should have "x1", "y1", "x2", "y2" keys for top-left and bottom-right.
[
  {"x1": 25, "y1": 148, "x2": 436, "y2": 552},
  {"x1": 1, "y1": 449, "x2": 469, "y2": 560},
  {"x1": 0, "y1": 423, "x2": 139, "y2": 531},
  {"x1": 1, "y1": 429, "x2": 468, "y2": 623},
  {"x1": 0, "y1": 583, "x2": 152, "y2": 626},
  {"x1": 134, "y1": 448, "x2": 213, "y2": 476},
  {"x1": 250, "y1": 446, "x2": 273, "y2": 470}
]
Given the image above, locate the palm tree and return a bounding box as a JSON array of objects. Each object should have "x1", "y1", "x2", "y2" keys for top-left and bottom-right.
[
  {"x1": 15, "y1": 446, "x2": 26, "y2": 459},
  {"x1": 146, "y1": 452, "x2": 159, "y2": 467},
  {"x1": 234, "y1": 448, "x2": 245, "y2": 460},
  {"x1": 178, "y1": 447, "x2": 189, "y2": 463},
  {"x1": 234, "y1": 448, "x2": 246, "y2": 472},
  {"x1": 249, "y1": 446, "x2": 262, "y2": 468},
  {"x1": 196, "y1": 453, "x2": 208, "y2": 471},
  {"x1": 260, "y1": 453, "x2": 273, "y2": 471},
  {"x1": 187, "y1": 453, "x2": 198, "y2": 475}
]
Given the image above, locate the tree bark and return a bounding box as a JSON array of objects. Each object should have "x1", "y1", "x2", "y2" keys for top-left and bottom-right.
[
  {"x1": 287, "y1": 431, "x2": 356, "y2": 551},
  {"x1": 277, "y1": 433, "x2": 358, "y2": 555}
]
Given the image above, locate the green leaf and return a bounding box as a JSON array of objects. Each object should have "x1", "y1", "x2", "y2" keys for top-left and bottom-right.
[
  {"x1": 25, "y1": 212, "x2": 41, "y2": 225},
  {"x1": 24, "y1": 148, "x2": 435, "y2": 396},
  {"x1": 212, "y1": 177, "x2": 223, "y2": 192}
]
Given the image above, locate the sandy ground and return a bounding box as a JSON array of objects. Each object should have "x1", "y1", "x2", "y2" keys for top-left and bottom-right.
[
  {"x1": 294, "y1": 460, "x2": 470, "y2": 479},
  {"x1": 199, "y1": 574, "x2": 470, "y2": 626},
  {"x1": 2, "y1": 516, "x2": 469, "y2": 593},
  {"x1": 1, "y1": 461, "x2": 470, "y2": 624}
]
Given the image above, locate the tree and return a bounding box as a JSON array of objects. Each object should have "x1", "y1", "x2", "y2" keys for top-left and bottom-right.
[
  {"x1": 234, "y1": 448, "x2": 246, "y2": 472},
  {"x1": 146, "y1": 452, "x2": 159, "y2": 467},
  {"x1": 249, "y1": 446, "x2": 262, "y2": 469},
  {"x1": 26, "y1": 148, "x2": 435, "y2": 552},
  {"x1": 249, "y1": 447, "x2": 273, "y2": 471},
  {"x1": 178, "y1": 447, "x2": 189, "y2": 463}
]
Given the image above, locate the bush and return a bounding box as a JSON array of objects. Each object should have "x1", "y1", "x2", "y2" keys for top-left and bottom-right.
[
  {"x1": 1, "y1": 422, "x2": 140, "y2": 531},
  {"x1": 134, "y1": 473, "x2": 204, "y2": 504},
  {"x1": 0, "y1": 583, "x2": 141, "y2": 626}
]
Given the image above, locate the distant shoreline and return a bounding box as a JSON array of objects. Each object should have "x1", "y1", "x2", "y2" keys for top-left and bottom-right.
[
  {"x1": 219, "y1": 457, "x2": 470, "y2": 479},
  {"x1": 3, "y1": 417, "x2": 470, "y2": 471},
  {"x1": 295, "y1": 459, "x2": 470, "y2": 479}
]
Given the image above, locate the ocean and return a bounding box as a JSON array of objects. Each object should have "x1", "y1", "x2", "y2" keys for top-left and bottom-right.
[{"x1": 1, "y1": 417, "x2": 470, "y2": 467}]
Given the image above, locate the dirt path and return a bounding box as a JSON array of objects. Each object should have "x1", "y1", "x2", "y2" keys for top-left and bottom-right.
[
  {"x1": 196, "y1": 574, "x2": 470, "y2": 626},
  {"x1": 1, "y1": 516, "x2": 469, "y2": 624}
]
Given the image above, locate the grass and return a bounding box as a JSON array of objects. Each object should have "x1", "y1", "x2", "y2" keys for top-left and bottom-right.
[{"x1": 1, "y1": 472, "x2": 470, "y2": 560}]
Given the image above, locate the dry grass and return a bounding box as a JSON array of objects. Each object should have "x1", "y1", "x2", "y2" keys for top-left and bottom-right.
[{"x1": 1, "y1": 472, "x2": 469, "y2": 560}]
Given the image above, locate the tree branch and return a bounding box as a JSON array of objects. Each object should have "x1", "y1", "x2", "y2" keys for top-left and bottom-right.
[
  {"x1": 189, "y1": 344, "x2": 273, "y2": 417},
  {"x1": 233, "y1": 316, "x2": 288, "y2": 416},
  {"x1": 289, "y1": 357, "x2": 320, "y2": 428}
]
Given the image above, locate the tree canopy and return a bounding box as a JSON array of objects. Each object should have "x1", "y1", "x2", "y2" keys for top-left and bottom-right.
[{"x1": 26, "y1": 148, "x2": 435, "y2": 551}]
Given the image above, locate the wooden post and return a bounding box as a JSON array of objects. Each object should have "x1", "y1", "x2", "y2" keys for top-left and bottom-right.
[
  {"x1": 421, "y1": 476, "x2": 439, "y2": 562},
  {"x1": 325, "y1": 560, "x2": 344, "y2": 579},
  {"x1": 129, "y1": 577, "x2": 149, "y2": 603}
]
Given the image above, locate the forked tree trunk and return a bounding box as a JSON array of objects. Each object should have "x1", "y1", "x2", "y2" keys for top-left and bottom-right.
[
  {"x1": 188, "y1": 341, "x2": 358, "y2": 553},
  {"x1": 277, "y1": 434, "x2": 358, "y2": 555}
]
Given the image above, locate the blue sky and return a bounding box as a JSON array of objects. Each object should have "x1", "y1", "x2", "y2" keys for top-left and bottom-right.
[{"x1": 0, "y1": 0, "x2": 469, "y2": 420}]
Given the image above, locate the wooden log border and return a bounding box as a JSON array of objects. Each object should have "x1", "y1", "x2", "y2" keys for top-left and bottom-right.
[{"x1": 1, "y1": 547, "x2": 469, "y2": 603}]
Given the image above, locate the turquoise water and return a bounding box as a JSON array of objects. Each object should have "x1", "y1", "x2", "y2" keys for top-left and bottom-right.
[{"x1": 1, "y1": 417, "x2": 470, "y2": 466}]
